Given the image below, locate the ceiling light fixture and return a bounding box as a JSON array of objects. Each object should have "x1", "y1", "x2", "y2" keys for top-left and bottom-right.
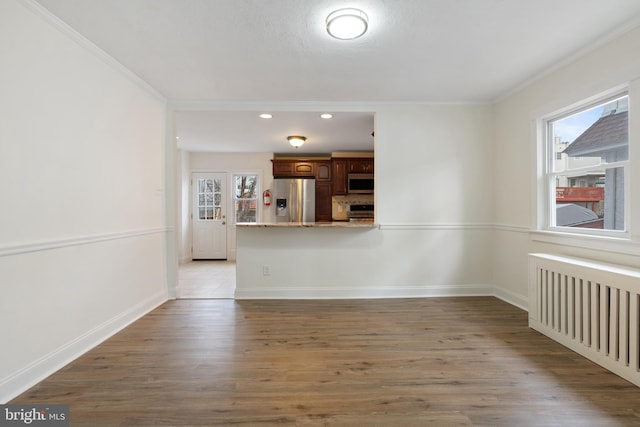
[
  {"x1": 326, "y1": 8, "x2": 368, "y2": 40},
  {"x1": 287, "y1": 135, "x2": 306, "y2": 148},
  {"x1": 320, "y1": 113, "x2": 333, "y2": 119},
  {"x1": 259, "y1": 113, "x2": 273, "y2": 119}
]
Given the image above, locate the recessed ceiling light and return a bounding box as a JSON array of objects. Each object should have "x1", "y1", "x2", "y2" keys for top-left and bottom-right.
[
  {"x1": 320, "y1": 113, "x2": 333, "y2": 119},
  {"x1": 259, "y1": 113, "x2": 273, "y2": 119},
  {"x1": 326, "y1": 8, "x2": 368, "y2": 40}
]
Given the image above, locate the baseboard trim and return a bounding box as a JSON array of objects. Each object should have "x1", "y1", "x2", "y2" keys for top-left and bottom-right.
[
  {"x1": 493, "y1": 286, "x2": 528, "y2": 312},
  {"x1": 0, "y1": 291, "x2": 168, "y2": 403},
  {"x1": 235, "y1": 284, "x2": 494, "y2": 300},
  {"x1": 235, "y1": 284, "x2": 529, "y2": 313}
]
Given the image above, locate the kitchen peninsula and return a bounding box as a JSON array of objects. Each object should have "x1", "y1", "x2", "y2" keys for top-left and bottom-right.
[
  {"x1": 236, "y1": 221, "x2": 376, "y2": 228},
  {"x1": 235, "y1": 221, "x2": 380, "y2": 299},
  {"x1": 235, "y1": 152, "x2": 378, "y2": 298}
]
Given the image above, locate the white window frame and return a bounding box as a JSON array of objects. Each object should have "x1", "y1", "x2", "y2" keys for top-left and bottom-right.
[
  {"x1": 231, "y1": 171, "x2": 261, "y2": 224},
  {"x1": 537, "y1": 88, "x2": 631, "y2": 239}
]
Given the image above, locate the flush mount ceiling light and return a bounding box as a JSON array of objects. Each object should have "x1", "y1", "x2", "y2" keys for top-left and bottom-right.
[
  {"x1": 287, "y1": 135, "x2": 306, "y2": 148},
  {"x1": 320, "y1": 113, "x2": 333, "y2": 119},
  {"x1": 259, "y1": 113, "x2": 273, "y2": 119},
  {"x1": 326, "y1": 8, "x2": 368, "y2": 40}
]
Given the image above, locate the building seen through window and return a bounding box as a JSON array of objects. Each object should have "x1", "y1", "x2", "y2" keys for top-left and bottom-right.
[
  {"x1": 234, "y1": 174, "x2": 259, "y2": 223},
  {"x1": 547, "y1": 95, "x2": 628, "y2": 231}
]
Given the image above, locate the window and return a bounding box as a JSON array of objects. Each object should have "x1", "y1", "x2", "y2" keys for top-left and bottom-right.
[
  {"x1": 196, "y1": 178, "x2": 222, "y2": 220},
  {"x1": 543, "y1": 93, "x2": 628, "y2": 234},
  {"x1": 233, "y1": 174, "x2": 259, "y2": 223}
]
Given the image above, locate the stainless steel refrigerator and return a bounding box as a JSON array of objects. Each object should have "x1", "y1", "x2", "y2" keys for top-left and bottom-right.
[{"x1": 273, "y1": 178, "x2": 316, "y2": 223}]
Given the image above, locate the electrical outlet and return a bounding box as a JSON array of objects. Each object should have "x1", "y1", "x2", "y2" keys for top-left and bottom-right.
[{"x1": 262, "y1": 265, "x2": 271, "y2": 276}]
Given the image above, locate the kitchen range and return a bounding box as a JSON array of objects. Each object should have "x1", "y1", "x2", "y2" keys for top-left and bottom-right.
[{"x1": 347, "y1": 203, "x2": 374, "y2": 222}]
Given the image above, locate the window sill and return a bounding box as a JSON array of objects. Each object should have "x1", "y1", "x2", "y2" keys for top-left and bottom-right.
[{"x1": 530, "y1": 229, "x2": 640, "y2": 256}]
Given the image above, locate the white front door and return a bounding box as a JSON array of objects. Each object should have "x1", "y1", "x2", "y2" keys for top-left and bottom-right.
[{"x1": 192, "y1": 173, "x2": 227, "y2": 259}]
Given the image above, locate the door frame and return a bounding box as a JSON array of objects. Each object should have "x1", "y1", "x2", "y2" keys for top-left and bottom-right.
[{"x1": 191, "y1": 171, "x2": 228, "y2": 260}]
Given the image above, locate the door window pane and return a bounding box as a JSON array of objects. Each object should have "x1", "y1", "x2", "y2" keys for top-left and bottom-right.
[{"x1": 197, "y1": 178, "x2": 223, "y2": 221}]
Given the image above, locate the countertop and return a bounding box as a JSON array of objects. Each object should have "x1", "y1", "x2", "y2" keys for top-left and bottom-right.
[{"x1": 236, "y1": 221, "x2": 377, "y2": 228}]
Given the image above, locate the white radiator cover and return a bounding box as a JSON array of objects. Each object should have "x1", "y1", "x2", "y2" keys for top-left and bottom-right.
[{"x1": 529, "y1": 253, "x2": 640, "y2": 387}]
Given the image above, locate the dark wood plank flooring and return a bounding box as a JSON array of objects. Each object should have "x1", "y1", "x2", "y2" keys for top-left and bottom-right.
[{"x1": 11, "y1": 297, "x2": 640, "y2": 426}]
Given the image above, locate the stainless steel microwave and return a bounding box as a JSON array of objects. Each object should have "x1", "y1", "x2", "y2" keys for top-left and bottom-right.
[{"x1": 347, "y1": 173, "x2": 374, "y2": 194}]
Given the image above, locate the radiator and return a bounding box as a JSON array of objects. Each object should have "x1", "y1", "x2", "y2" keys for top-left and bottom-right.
[{"x1": 529, "y1": 253, "x2": 640, "y2": 387}]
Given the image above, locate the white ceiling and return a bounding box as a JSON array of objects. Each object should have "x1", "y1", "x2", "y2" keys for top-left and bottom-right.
[
  {"x1": 174, "y1": 110, "x2": 375, "y2": 153},
  {"x1": 33, "y1": 0, "x2": 640, "y2": 153}
]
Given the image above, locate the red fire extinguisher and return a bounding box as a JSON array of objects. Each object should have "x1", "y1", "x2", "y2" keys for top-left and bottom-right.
[{"x1": 263, "y1": 189, "x2": 271, "y2": 207}]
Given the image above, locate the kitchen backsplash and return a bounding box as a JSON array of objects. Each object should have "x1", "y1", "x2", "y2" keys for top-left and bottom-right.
[{"x1": 332, "y1": 194, "x2": 374, "y2": 221}]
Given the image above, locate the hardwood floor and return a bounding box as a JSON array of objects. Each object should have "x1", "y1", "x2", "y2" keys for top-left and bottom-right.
[{"x1": 11, "y1": 297, "x2": 640, "y2": 426}]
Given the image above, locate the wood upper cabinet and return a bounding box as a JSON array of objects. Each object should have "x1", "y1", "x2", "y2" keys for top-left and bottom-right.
[
  {"x1": 315, "y1": 161, "x2": 331, "y2": 181},
  {"x1": 348, "y1": 158, "x2": 374, "y2": 173},
  {"x1": 332, "y1": 159, "x2": 348, "y2": 195},
  {"x1": 332, "y1": 157, "x2": 373, "y2": 194},
  {"x1": 272, "y1": 160, "x2": 315, "y2": 178}
]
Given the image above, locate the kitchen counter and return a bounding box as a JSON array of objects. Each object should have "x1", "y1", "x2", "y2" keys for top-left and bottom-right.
[{"x1": 236, "y1": 221, "x2": 377, "y2": 228}]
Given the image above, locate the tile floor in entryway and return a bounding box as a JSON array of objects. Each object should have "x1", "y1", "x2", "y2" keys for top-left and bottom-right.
[{"x1": 177, "y1": 260, "x2": 236, "y2": 299}]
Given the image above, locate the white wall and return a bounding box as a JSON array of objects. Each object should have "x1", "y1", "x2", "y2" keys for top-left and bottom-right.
[
  {"x1": 177, "y1": 149, "x2": 191, "y2": 262},
  {"x1": 236, "y1": 104, "x2": 498, "y2": 301},
  {"x1": 5, "y1": 0, "x2": 640, "y2": 404},
  {"x1": 180, "y1": 152, "x2": 274, "y2": 262},
  {"x1": 493, "y1": 25, "x2": 640, "y2": 302},
  {"x1": 375, "y1": 104, "x2": 494, "y2": 225},
  {"x1": 0, "y1": 0, "x2": 168, "y2": 402}
]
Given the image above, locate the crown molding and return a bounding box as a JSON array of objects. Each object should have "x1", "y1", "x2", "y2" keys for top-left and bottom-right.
[
  {"x1": 19, "y1": 0, "x2": 166, "y2": 103},
  {"x1": 494, "y1": 14, "x2": 640, "y2": 103}
]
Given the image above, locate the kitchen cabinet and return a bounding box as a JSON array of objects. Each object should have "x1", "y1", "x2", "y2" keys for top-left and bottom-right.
[
  {"x1": 332, "y1": 157, "x2": 374, "y2": 194},
  {"x1": 348, "y1": 158, "x2": 374, "y2": 173},
  {"x1": 272, "y1": 160, "x2": 315, "y2": 177},
  {"x1": 332, "y1": 159, "x2": 348, "y2": 195},
  {"x1": 314, "y1": 161, "x2": 332, "y2": 221},
  {"x1": 315, "y1": 182, "x2": 333, "y2": 222},
  {"x1": 273, "y1": 156, "x2": 373, "y2": 220},
  {"x1": 316, "y1": 161, "x2": 331, "y2": 181}
]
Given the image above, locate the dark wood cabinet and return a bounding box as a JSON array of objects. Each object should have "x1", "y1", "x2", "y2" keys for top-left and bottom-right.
[
  {"x1": 273, "y1": 155, "x2": 373, "y2": 221},
  {"x1": 315, "y1": 161, "x2": 332, "y2": 221},
  {"x1": 272, "y1": 160, "x2": 315, "y2": 178},
  {"x1": 332, "y1": 158, "x2": 374, "y2": 194},
  {"x1": 332, "y1": 159, "x2": 348, "y2": 195},
  {"x1": 315, "y1": 182, "x2": 333, "y2": 222},
  {"x1": 316, "y1": 161, "x2": 331, "y2": 181},
  {"x1": 348, "y1": 158, "x2": 374, "y2": 173}
]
